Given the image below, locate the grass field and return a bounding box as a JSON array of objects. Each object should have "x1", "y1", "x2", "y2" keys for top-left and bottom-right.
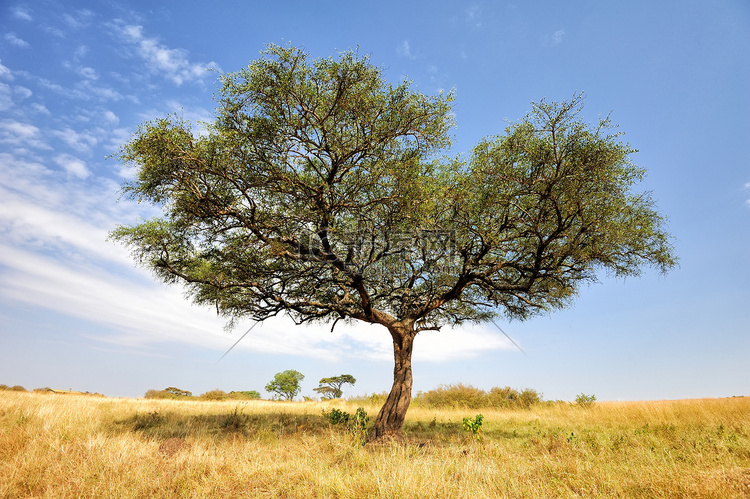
[{"x1": 1, "y1": 391, "x2": 749, "y2": 498}]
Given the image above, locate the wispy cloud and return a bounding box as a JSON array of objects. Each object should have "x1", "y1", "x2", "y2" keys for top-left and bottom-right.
[
  {"x1": 744, "y1": 182, "x2": 750, "y2": 208},
  {"x1": 542, "y1": 29, "x2": 567, "y2": 47},
  {"x1": 0, "y1": 61, "x2": 12, "y2": 80},
  {"x1": 113, "y1": 23, "x2": 220, "y2": 86},
  {"x1": 465, "y1": 4, "x2": 482, "y2": 29},
  {"x1": 4, "y1": 33, "x2": 30, "y2": 49},
  {"x1": 51, "y1": 126, "x2": 98, "y2": 153},
  {"x1": 0, "y1": 119, "x2": 50, "y2": 150},
  {"x1": 53, "y1": 153, "x2": 91, "y2": 179},
  {"x1": 396, "y1": 40, "x2": 415, "y2": 59},
  {"x1": 11, "y1": 6, "x2": 33, "y2": 22}
]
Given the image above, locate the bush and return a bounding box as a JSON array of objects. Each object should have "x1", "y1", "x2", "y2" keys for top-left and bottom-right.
[
  {"x1": 164, "y1": 387, "x2": 192, "y2": 397},
  {"x1": 415, "y1": 384, "x2": 487, "y2": 409},
  {"x1": 144, "y1": 389, "x2": 176, "y2": 399},
  {"x1": 413, "y1": 384, "x2": 543, "y2": 410},
  {"x1": 575, "y1": 393, "x2": 597, "y2": 408},
  {"x1": 462, "y1": 414, "x2": 484, "y2": 440},
  {"x1": 323, "y1": 407, "x2": 369, "y2": 445},
  {"x1": 228, "y1": 390, "x2": 261, "y2": 400},
  {"x1": 200, "y1": 389, "x2": 228, "y2": 401}
]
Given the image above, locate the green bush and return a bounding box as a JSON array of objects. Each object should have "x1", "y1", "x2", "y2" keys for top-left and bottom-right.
[
  {"x1": 575, "y1": 393, "x2": 597, "y2": 408},
  {"x1": 144, "y1": 389, "x2": 180, "y2": 399},
  {"x1": 145, "y1": 387, "x2": 194, "y2": 399},
  {"x1": 323, "y1": 407, "x2": 369, "y2": 444},
  {"x1": 413, "y1": 384, "x2": 543, "y2": 410},
  {"x1": 462, "y1": 414, "x2": 484, "y2": 440},
  {"x1": 200, "y1": 389, "x2": 228, "y2": 401},
  {"x1": 228, "y1": 390, "x2": 261, "y2": 400}
]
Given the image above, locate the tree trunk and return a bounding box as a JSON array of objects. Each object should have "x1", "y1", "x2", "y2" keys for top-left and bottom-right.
[{"x1": 371, "y1": 324, "x2": 415, "y2": 440}]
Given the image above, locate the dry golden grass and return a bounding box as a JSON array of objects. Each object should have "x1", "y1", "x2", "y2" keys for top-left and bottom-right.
[{"x1": 1, "y1": 391, "x2": 749, "y2": 498}]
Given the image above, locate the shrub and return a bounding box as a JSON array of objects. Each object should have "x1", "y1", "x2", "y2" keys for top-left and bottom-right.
[
  {"x1": 415, "y1": 384, "x2": 486, "y2": 409},
  {"x1": 144, "y1": 389, "x2": 177, "y2": 399},
  {"x1": 414, "y1": 384, "x2": 543, "y2": 410},
  {"x1": 164, "y1": 387, "x2": 192, "y2": 397},
  {"x1": 575, "y1": 393, "x2": 597, "y2": 408},
  {"x1": 323, "y1": 407, "x2": 369, "y2": 444},
  {"x1": 145, "y1": 387, "x2": 194, "y2": 399},
  {"x1": 462, "y1": 414, "x2": 484, "y2": 440},
  {"x1": 200, "y1": 389, "x2": 228, "y2": 401},
  {"x1": 228, "y1": 390, "x2": 261, "y2": 400}
]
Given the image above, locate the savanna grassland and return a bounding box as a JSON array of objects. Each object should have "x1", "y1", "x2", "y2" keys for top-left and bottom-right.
[{"x1": 1, "y1": 390, "x2": 749, "y2": 498}]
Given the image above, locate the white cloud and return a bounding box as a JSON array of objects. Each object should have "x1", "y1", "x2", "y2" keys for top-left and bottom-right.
[
  {"x1": 0, "y1": 83, "x2": 12, "y2": 111},
  {"x1": 14, "y1": 85, "x2": 32, "y2": 99},
  {"x1": 62, "y1": 9, "x2": 95, "y2": 30},
  {"x1": 11, "y1": 6, "x2": 33, "y2": 21},
  {"x1": 30, "y1": 103, "x2": 50, "y2": 114},
  {"x1": 745, "y1": 182, "x2": 750, "y2": 208},
  {"x1": 465, "y1": 4, "x2": 482, "y2": 28},
  {"x1": 396, "y1": 40, "x2": 415, "y2": 59},
  {"x1": 0, "y1": 120, "x2": 50, "y2": 149},
  {"x1": 114, "y1": 23, "x2": 219, "y2": 86},
  {"x1": 51, "y1": 126, "x2": 98, "y2": 152},
  {"x1": 4, "y1": 33, "x2": 30, "y2": 49},
  {"x1": 77, "y1": 80, "x2": 123, "y2": 101},
  {"x1": 53, "y1": 153, "x2": 91, "y2": 179},
  {"x1": 78, "y1": 67, "x2": 98, "y2": 80},
  {"x1": 103, "y1": 110, "x2": 119, "y2": 126},
  {"x1": 0, "y1": 61, "x2": 14, "y2": 80},
  {"x1": 542, "y1": 29, "x2": 567, "y2": 47}
]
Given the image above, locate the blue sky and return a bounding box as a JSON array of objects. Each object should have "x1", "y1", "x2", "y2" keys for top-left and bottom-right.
[{"x1": 1, "y1": 0, "x2": 748, "y2": 402}]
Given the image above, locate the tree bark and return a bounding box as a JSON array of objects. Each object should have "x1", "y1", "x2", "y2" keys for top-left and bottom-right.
[{"x1": 371, "y1": 323, "x2": 415, "y2": 440}]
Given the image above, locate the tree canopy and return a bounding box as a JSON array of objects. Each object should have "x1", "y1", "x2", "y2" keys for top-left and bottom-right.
[
  {"x1": 111, "y1": 44, "x2": 676, "y2": 437},
  {"x1": 264, "y1": 369, "x2": 305, "y2": 400},
  {"x1": 314, "y1": 374, "x2": 357, "y2": 399}
]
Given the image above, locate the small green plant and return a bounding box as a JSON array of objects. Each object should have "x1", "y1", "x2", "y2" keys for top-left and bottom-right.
[
  {"x1": 323, "y1": 407, "x2": 369, "y2": 445},
  {"x1": 462, "y1": 413, "x2": 484, "y2": 440},
  {"x1": 575, "y1": 393, "x2": 597, "y2": 408}
]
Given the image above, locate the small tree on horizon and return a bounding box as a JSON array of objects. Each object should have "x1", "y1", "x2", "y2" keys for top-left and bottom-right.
[
  {"x1": 111, "y1": 45, "x2": 676, "y2": 439},
  {"x1": 314, "y1": 374, "x2": 357, "y2": 399},
  {"x1": 265, "y1": 370, "x2": 305, "y2": 400}
]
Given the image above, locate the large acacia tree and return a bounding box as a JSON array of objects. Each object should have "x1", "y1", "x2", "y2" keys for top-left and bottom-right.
[{"x1": 112, "y1": 45, "x2": 676, "y2": 438}]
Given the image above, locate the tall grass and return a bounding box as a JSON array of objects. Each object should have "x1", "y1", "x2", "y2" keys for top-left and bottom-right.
[{"x1": 2, "y1": 391, "x2": 749, "y2": 497}]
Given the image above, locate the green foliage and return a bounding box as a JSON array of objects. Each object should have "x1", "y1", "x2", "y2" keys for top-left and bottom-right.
[
  {"x1": 575, "y1": 393, "x2": 597, "y2": 408},
  {"x1": 200, "y1": 389, "x2": 228, "y2": 401},
  {"x1": 229, "y1": 390, "x2": 261, "y2": 400},
  {"x1": 413, "y1": 384, "x2": 543, "y2": 410},
  {"x1": 265, "y1": 370, "x2": 305, "y2": 400},
  {"x1": 165, "y1": 387, "x2": 192, "y2": 397},
  {"x1": 462, "y1": 414, "x2": 484, "y2": 439},
  {"x1": 324, "y1": 407, "x2": 369, "y2": 445},
  {"x1": 314, "y1": 374, "x2": 357, "y2": 399},
  {"x1": 145, "y1": 387, "x2": 193, "y2": 400}
]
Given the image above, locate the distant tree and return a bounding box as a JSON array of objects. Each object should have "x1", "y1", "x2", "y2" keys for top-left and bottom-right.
[
  {"x1": 164, "y1": 387, "x2": 192, "y2": 397},
  {"x1": 265, "y1": 370, "x2": 305, "y2": 400},
  {"x1": 229, "y1": 390, "x2": 261, "y2": 399},
  {"x1": 314, "y1": 374, "x2": 357, "y2": 399},
  {"x1": 111, "y1": 45, "x2": 676, "y2": 438}
]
